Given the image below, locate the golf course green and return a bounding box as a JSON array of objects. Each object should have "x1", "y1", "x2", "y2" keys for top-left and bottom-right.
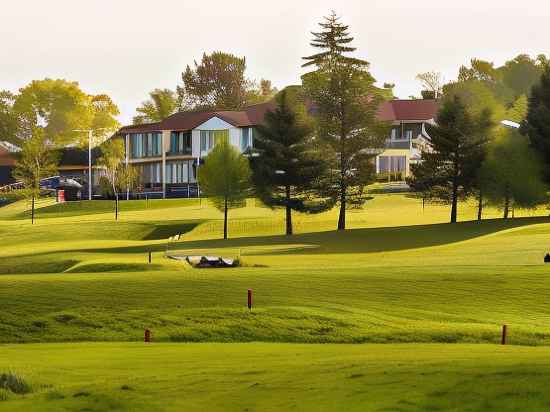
[{"x1": 1, "y1": 194, "x2": 549, "y2": 410}]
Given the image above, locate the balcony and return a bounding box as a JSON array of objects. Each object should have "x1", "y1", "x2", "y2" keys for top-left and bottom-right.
[{"x1": 385, "y1": 139, "x2": 412, "y2": 150}]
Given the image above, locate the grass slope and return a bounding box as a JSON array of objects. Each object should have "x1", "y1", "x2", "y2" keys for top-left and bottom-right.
[
  {"x1": 0, "y1": 195, "x2": 550, "y2": 345},
  {"x1": 1, "y1": 343, "x2": 550, "y2": 411}
]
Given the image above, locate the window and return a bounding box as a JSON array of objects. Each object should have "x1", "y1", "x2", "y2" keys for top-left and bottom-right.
[
  {"x1": 405, "y1": 130, "x2": 413, "y2": 140},
  {"x1": 130, "y1": 133, "x2": 162, "y2": 158},
  {"x1": 200, "y1": 130, "x2": 229, "y2": 152},
  {"x1": 165, "y1": 160, "x2": 191, "y2": 184},
  {"x1": 241, "y1": 128, "x2": 253, "y2": 151},
  {"x1": 378, "y1": 156, "x2": 406, "y2": 173},
  {"x1": 139, "y1": 162, "x2": 162, "y2": 184},
  {"x1": 170, "y1": 131, "x2": 192, "y2": 154}
]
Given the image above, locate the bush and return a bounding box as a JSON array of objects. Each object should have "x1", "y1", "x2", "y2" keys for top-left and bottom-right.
[{"x1": 0, "y1": 372, "x2": 31, "y2": 394}]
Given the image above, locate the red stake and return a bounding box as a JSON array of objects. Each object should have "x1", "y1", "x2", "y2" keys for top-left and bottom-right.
[
  {"x1": 248, "y1": 289, "x2": 252, "y2": 311},
  {"x1": 144, "y1": 329, "x2": 151, "y2": 343}
]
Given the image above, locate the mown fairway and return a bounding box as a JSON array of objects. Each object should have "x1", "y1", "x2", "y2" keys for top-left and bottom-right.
[
  {"x1": 2, "y1": 343, "x2": 550, "y2": 411},
  {"x1": 1, "y1": 195, "x2": 550, "y2": 410}
]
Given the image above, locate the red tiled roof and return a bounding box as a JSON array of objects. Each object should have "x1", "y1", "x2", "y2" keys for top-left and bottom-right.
[
  {"x1": 378, "y1": 99, "x2": 439, "y2": 121},
  {"x1": 119, "y1": 99, "x2": 439, "y2": 134},
  {"x1": 0, "y1": 147, "x2": 16, "y2": 166}
]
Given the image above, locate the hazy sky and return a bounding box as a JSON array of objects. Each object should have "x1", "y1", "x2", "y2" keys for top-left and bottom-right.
[{"x1": 2, "y1": 0, "x2": 549, "y2": 124}]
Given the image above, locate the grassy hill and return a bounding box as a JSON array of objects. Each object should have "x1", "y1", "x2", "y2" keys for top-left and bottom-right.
[
  {"x1": 0, "y1": 195, "x2": 549, "y2": 345},
  {"x1": 2, "y1": 195, "x2": 550, "y2": 410}
]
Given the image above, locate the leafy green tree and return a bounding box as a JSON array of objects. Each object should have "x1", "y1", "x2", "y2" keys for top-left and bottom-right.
[
  {"x1": 178, "y1": 51, "x2": 271, "y2": 111},
  {"x1": 251, "y1": 88, "x2": 332, "y2": 235},
  {"x1": 198, "y1": 140, "x2": 251, "y2": 239},
  {"x1": 302, "y1": 12, "x2": 387, "y2": 230},
  {"x1": 97, "y1": 139, "x2": 126, "y2": 220},
  {"x1": 133, "y1": 89, "x2": 180, "y2": 125},
  {"x1": 409, "y1": 96, "x2": 493, "y2": 223},
  {"x1": 0, "y1": 91, "x2": 18, "y2": 142},
  {"x1": 88, "y1": 94, "x2": 120, "y2": 145},
  {"x1": 481, "y1": 129, "x2": 546, "y2": 218},
  {"x1": 12, "y1": 128, "x2": 59, "y2": 224},
  {"x1": 500, "y1": 54, "x2": 544, "y2": 99},
  {"x1": 12, "y1": 79, "x2": 93, "y2": 147},
  {"x1": 521, "y1": 64, "x2": 550, "y2": 184}
]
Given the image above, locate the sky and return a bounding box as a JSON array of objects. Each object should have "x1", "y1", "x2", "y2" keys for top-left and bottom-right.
[{"x1": 2, "y1": 0, "x2": 549, "y2": 125}]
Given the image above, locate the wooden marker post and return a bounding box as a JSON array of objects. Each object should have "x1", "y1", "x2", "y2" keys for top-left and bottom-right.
[
  {"x1": 248, "y1": 289, "x2": 252, "y2": 311},
  {"x1": 148, "y1": 251, "x2": 152, "y2": 264},
  {"x1": 501, "y1": 325, "x2": 507, "y2": 345},
  {"x1": 144, "y1": 329, "x2": 151, "y2": 343}
]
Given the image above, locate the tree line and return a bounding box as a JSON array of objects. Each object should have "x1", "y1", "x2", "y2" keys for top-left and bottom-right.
[
  {"x1": 3, "y1": 12, "x2": 550, "y2": 233},
  {"x1": 409, "y1": 55, "x2": 550, "y2": 223}
]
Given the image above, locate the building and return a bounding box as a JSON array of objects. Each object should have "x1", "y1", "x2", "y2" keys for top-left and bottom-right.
[
  {"x1": 376, "y1": 99, "x2": 439, "y2": 179},
  {"x1": 0, "y1": 99, "x2": 439, "y2": 195},
  {"x1": 115, "y1": 101, "x2": 275, "y2": 198},
  {"x1": 116, "y1": 98, "x2": 438, "y2": 197}
]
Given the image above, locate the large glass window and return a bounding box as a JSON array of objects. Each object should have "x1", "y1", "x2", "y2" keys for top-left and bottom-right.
[
  {"x1": 241, "y1": 128, "x2": 253, "y2": 151},
  {"x1": 130, "y1": 133, "x2": 162, "y2": 158},
  {"x1": 138, "y1": 162, "x2": 162, "y2": 184},
  {"x1": 170, "y1": 131, "x2": 192, "y2": 155},
  {"x1": 378, "y1": 156, "x2": 406, "y2": 173},
  {"x1": 200, "y1": 130, "x2": 229, "y2": 152}
]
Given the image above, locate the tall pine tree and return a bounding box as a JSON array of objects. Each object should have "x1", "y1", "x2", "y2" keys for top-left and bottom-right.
[
  {"x1": 302, "y1": 12, "x2": 387, "y2": 230},
  {"x1": 409, "y1": 96, "x2": 493, "y2": 223},
  {"x1": 521, "y1": 64, "x2": 550, "y2": 183},
  {"x1": 250, "y1": 88, "x2": 332, "y2": 235}
]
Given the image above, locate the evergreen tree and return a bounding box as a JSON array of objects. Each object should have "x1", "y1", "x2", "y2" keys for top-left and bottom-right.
[
  {"x1": 481, "y1": 129, "x2": 546, "y2": 218},
  {"x1": 302, "y1": 12, "x2": 387, "y2": 230},
  {"x1": 250, "y1": 88, "x2": 332, "y2": 235},
  {"x1": 521, "y1": 64, "x2": 550, "y2": 184},
  {"x1": 409, "y1": 96, "x2": 493, "y2": 223}
]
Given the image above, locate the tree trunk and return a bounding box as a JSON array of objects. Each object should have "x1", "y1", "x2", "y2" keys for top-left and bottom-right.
[
  {"x1": 503, "y1": 192, "x2": 510, "y2": 219},
  {"x1": 285, "y1": 185, "x2": 292, "y2": 236},
  {"x1": 477, "y1": 190, "x2": 483, "y2": 221},
  {"x1": 31, "y1": 195, "x2": 35, "y2": 225},
  {"x1": 223, "y1": 196, "x2": 228, "y2": 240},
  {"x1": 115, "y1": 193, "x2": 119, "y2": 221},
  {"x1": 450, "y1": 177, "x2": 458, "y2": 224},
  {"x1": 337, "y1": 183, "x2": 346, "y2": 231}
]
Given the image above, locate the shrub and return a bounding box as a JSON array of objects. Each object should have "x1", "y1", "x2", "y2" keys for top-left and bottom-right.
[{"x1": 0, "y1": 372, "x2": 31, "y2": 394}]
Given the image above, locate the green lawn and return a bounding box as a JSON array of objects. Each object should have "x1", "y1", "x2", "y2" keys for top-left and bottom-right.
[
  {"x1": 2, "y1": 343, "x2": 550, "y2": 411},
  {"x1": 1, "y1": 194, "x2": 550, "y2": 410}
]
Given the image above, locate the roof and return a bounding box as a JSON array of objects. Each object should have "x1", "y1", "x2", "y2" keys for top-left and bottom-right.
[
  {"x1": 378, "y1": 99, "x2": 439, "y2": 121},
  {"x1": 118, "y1": 99, "x2": 439, "y2": 134},
  {"x1": 0, "y1": 147, "x2": 16, "y2": 166}
]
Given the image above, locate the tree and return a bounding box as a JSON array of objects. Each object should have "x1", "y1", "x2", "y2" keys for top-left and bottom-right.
[
  {"x1": 198, "y1": 140, "x2": 251, "y2": 239},
  {"x1": 133, "y1": 88, "x2": 179, "y2": 125},
  {"x1": 88, "y1": 94, "x2": 121, "y2": 145},
  {"x1": 12, "y1": 79, "x2": 93, "y2": 147},
  {"x1": 521, "y1": 64, "x2": 550, "y2": 184},
  {"x1": 500, "y1": 54, "x2": 544, "y2": 99},
  {"x1": 97, "y1": 139, "x2": 126, "y2": 220},
  {"x1": 302, "y1": 12, "x2": 388, "y2": 230},
  {"x1": 251, "y1": 88, "x2": 332, "y2": 235},
  {"x1": 179, "y1": 52, "x2": 264, "y2": 110},
  {"x1": 0, "y1": 91, "x2": 18, "y2": 142},
  {"x1": 416, "y1": 71, "x2": 443, "y2": 99},
  {"x1": 12, "y1": 128, "x2": 59, "y2": 224},
  {"x1": 481, "y1": 129, "x2": 546, "y2": 218},
  {"x1": 409, "y1": 96, "x2": 493, "y2": 223}
]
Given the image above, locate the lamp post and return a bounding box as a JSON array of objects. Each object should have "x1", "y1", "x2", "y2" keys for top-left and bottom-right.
[{"x1": 73, "y1": 128, "x2": 109, "y2": 201}]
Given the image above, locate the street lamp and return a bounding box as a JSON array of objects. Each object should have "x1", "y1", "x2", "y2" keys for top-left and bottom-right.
[{"x1": 73, "y1": 128, "x2": 109, "y2": 201}]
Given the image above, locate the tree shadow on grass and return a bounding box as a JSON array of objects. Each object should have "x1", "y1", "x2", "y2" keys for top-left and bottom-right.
[{"x1": 68, "y1": 216, "x2": 550, "y2": 256}]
